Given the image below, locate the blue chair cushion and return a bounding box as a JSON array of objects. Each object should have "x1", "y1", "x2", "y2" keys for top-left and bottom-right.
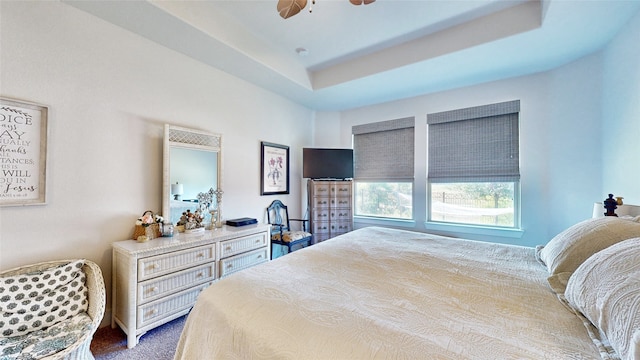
[{"x1": 0, "y1": 311, "x2": 93, "y2": 359}]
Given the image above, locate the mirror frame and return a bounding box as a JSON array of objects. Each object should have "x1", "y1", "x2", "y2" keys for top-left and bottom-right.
[{"x1": 162, "y1": 124, "x2": 222, "y2": 225}]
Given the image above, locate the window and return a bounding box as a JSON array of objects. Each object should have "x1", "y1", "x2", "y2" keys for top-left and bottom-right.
[
  {"x1": 352, "y1": 117, "x2": 415, "y2": 220},
  {"x1": 427, "y1": 100, "x2": 520, "y2": 228},
  {"x1": 355, "y1": 182, "x2": 412, "y2": 219}
]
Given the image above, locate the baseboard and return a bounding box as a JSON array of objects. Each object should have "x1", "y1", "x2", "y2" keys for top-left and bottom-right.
[{"x1": 99, "y1": 309, "x2": 112, "y2": 328}]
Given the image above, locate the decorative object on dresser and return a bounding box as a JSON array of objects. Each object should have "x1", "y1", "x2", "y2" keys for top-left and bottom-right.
[
  {"x1": 111, "y1": 224, "x2": 270, "y2": 349},
  {"x1": 307, "y1": 179, "x2": 353, "y2": 243},
  {"x1": 197, "y1": 187, "x2": 224, "y2": 229},
  {"x1": 266, "y1": 200, "x2": 313, "y2": 258},
  {"x1": 260, "y1": 142, "x2": 290, "y2": 195},
  {"x1": 132, "y1": 210, "x2": 164, "y2": 242},
  {"x1": 0, "y1": 259, "x2": 105, "y2": 359},
  {"x1": 226, "y1": 217, "x2": 258, "y2": 227}
]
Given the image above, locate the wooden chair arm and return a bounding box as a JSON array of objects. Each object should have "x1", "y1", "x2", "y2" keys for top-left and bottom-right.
[{"x1": 289, "y1": 219, "x2": 309, "y2": 232}]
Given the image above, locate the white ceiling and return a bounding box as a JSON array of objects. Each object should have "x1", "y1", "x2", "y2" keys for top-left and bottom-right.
[{"x1": 64, "y1": 0, "x2": 640, "y2": 111}]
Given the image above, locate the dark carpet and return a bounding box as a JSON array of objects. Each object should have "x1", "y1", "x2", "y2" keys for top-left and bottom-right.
[{"x1": 90, "y1": 315, "x2": 187, "y2": 360}]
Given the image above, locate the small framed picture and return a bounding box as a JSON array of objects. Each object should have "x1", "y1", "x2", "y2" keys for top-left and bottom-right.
[
  {"x1": 260, "y1": 142, "x2": 289, "y2": 195},
  {"x1": 0, "y1": 98, "x2": 48, "y2": 206}
]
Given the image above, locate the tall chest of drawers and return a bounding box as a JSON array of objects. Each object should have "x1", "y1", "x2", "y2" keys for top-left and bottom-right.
[
  {"x1": 111, "y1": 224, "x2": 270, "y2": 348},
  {"x1": 307, "y1": 180, "x2": 353, "y2": 243}
]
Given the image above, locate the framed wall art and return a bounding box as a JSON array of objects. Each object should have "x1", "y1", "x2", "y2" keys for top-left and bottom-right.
[
  {"x1": 260, "y1": 141, "x2": 289, "y2": 195},
  {"x1": 0, "y1": 98, "x2": 48, "y2": 206}
]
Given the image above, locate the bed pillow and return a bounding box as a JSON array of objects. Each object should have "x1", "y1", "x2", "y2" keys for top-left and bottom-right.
[
  {"x1": 537, "y1": 216, "x2": 640, "y2": 277},
  {"x1": 565, "y1": 237, "x2": 640, "y2": 360}
]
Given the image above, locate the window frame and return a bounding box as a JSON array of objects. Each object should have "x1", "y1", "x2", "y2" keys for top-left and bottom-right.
[{"x1": 426, "y1": 100, "x2": 522, "y2": 231}]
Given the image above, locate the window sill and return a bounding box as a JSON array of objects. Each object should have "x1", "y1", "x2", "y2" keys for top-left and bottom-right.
[
  {"x1": 424, "y1": 221, "x2": 524, "y2": 239},
  {"x1": 353, "y1": 217, "x2": 524, "y2": 241},
  {"x1": 354, "y1": 216, "x2": 416, "y2": 229}
]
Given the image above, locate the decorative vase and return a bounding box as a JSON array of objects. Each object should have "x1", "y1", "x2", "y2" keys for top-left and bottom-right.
[
  {"x1": 162, "y1": 224, "x2": 174, "y2": 237},
  {"x1": 215, "y1": 208, "x2": 223, "y2": 228},
  {"x1": 616, "y1": 197, "x2": 624, "y2": 205}
]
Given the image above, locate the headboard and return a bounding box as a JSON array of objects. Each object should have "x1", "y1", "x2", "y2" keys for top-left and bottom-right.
[{"x1": 592, "y1": 202, "x2": 640, "y2": 218}]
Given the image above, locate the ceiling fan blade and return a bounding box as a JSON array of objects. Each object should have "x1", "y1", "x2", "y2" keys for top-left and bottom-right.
[
  {"x1": 349, "y1": 0, "x2": 375, "y2": 5},
  {"x1": 277, "y1": 0, "x2": 308, "y2": 19}
]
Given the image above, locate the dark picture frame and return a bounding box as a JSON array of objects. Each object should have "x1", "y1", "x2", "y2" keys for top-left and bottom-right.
[
  {"x1": 0, "y1": 97, "x2": 48, "y2": 206},
  {"x1": 260, "y1": 141, "x2": 289, "y2": 195}
]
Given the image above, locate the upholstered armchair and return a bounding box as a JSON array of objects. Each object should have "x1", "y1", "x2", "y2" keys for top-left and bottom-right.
[{"x1": 0, "y1": 259, "x2": 106, "y2": 360}]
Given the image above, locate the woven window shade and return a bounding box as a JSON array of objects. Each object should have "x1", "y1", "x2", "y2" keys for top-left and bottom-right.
[
  {"x1": 427, "y1": 100, "x2": 520, "y2": 183},
  {"x1": 352, "y1": 117, "x2": 415, "y2": 181}
]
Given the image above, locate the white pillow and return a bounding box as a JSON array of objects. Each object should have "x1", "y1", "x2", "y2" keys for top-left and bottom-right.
[
  {"x1": 565, "y1": 237, "x2": 640, "y2": 360},
  {"x1": 538, "y1": 217, "x2": 640, "y2": 277},
  {"x1": 0, "y1": 260, "x2": 88, "y2": 337}
]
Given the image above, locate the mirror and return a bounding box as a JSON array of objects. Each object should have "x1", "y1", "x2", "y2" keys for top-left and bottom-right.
[{"x1": 162, "y1": 124, "x2": 222, "y2": 226}]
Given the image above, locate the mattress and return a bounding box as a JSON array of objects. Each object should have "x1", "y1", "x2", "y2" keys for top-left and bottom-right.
[{"x1": 174, "y1": 226, "x2": 602, "y2": 359}]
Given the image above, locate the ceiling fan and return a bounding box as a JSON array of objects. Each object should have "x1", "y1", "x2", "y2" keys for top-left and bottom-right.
[{"x1": 277, "y1": 0, "x2": 376, "y2": 19}]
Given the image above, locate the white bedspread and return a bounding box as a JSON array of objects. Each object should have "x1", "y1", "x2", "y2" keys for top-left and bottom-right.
[{"x1": 175, "y1": 227, "x2": 601, "y2": 359}]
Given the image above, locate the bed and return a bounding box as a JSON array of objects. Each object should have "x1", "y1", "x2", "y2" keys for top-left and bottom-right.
[{"x1": 175, "y1": 214, "x2": 640, "y2": 359}]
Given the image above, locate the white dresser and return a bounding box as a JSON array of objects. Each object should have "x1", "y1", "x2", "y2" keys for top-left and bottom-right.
[
  {"x1": 111, "y1": 224, "x2": 270, "y2": 348},
  {"x1": 307, "y1": 180, "x2": 353, "y2": 243}
]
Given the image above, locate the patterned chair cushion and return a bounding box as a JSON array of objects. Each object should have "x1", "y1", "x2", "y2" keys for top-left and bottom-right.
[
  {"x1": 0, "y1": 311, "x2": 93, "y2": 360},
  {"x1": 0, "y1": 260, "x2": 88, "y2": 337},
  {"x1": 272, "y1": 231, "x2": 312, "y2": 243}
]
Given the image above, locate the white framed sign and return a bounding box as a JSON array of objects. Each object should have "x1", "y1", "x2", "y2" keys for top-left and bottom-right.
[{"x1": 0, "y1": 98, "x2": 48, "y2": 206}]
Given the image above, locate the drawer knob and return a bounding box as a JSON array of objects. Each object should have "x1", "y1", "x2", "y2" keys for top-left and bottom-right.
[
  {"x1": 225, "y1": 246, "x2": 232, "y2": 251},
  {"x1": 151, "y1": 287, "x2": 158, "y2": 293},
  {"x1": 150, "y1": 264, "x2": 158, "y2": 269},
  {"x1": 197, "y1": 272, "x2": 204, "y2": 278},
  {"x1": 196, "y1": 253, "x2": 204, "y2": 258},
  {"x1": 149, "y1": 308, "x2": 158, "y2": 315},
  {"x1": 227, "y1": 264, "x2": 233, "y2": 269}
]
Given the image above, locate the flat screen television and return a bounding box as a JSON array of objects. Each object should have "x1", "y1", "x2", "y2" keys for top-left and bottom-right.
[{"x1": 303, "y1": 148, "x2": 354, "y2": 180}]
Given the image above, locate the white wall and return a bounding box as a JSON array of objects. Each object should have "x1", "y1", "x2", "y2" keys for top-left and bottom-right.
[
  {"x1": 316, "y1": 9, "x2": 640, "y2": 246},
  {"x1": 0, "y1": 0, "x2": 313, "y2": 311},
  {"x1": 318, "y1": 52, "x2": 609, "y2": 248},
  {"x1": 601, "y1": 11, "x2": 640, "y2": 203}
]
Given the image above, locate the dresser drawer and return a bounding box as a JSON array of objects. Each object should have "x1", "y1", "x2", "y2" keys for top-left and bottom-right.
[
  {"x1": 312, "y1": 208, "x2": 330, "y2": 221},
  {"x1": 311, "y1": 197, "x2": 330, "y2": 209},
  {"x1": 330, "y1": 221, "x2": 353, "y2": 234},
  {"x1": 312, "y1": 221, "x2": 330, "y2": 235},
  {"x1": 331, "y1": 183, "x2": 352, "y2": 196},
  {"x1": 312, "y1": 182, "x2": 331, "y2": 195},
  {"x1": 219, "y1": 247, "x2": 268, "y2": 278},
  {"x1": 330, "y1": 196, "x2": 352, "y2": 208},
  {"x1": 330, "y1": 208, "x2": 352, "y2": 221},
  {"x1": 137, "y1": 282, "x2": 209, "y2": 329},
  {"x1": 137, "y1": 263, "x2": 215, "y2": 304},
  {"x1": 219, "y1": 232, "x2": 268, "y2": 258},
  {"x1": 138, "y1": 244, "x2": 215, "y2": 281}
]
